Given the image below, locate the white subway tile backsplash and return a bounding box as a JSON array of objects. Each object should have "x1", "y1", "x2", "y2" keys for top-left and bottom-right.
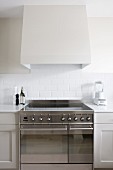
[
  {"x1": 63, "y1": 91, "x2": 81, "y2": 98},
  {"x1": 0, "y1": 65, "x2": 113, "y2": 104},
  {"x1": 39, "y1": 91, "x2": 51, "y2": 98},
  {"x1": 51, "y1": 91, "x2": 64, "y2": 98},
  {"x1": 57, "y1": 84, "x2": 69, "y2": 91}
]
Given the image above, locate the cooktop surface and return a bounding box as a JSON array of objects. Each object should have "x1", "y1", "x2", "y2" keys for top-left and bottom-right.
[{"x1": 22, "y1": 100, "x2": 92, "y2": 111}]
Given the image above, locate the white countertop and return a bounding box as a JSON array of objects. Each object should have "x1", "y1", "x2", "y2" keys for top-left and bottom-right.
[
  {"x1": 0, "y1": 104, "x2": 25, "y2": 112},
  {"x1": 86, "y1": 103, "x2": 113, "y2": 113},
  {"x1": 0, "y1": 103, "x2": 113, "y2": 113}
]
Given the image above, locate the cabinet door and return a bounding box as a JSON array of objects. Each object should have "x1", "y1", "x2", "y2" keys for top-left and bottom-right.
[
  {"x1": 0, "y1": 125, "x2": 18, "y2": 169},
  {"x1": 94, "y1": 124, "x2": 113, "y2": 168}
]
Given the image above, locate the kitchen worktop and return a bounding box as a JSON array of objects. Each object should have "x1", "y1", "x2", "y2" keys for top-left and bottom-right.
[
  {"x1": 0, "y1": 104, "x2": 25, "y2": 112},
  {"x1": 86, "y1": 103, "x2": 113, "y2": 113},
  {"x1": 0, "y1": 102, "x2": 113, "y2": 113}
]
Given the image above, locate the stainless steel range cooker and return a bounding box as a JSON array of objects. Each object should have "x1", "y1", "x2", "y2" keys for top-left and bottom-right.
[{"x1": 19, "y1": 100, "x2": 94, "y2": 170}]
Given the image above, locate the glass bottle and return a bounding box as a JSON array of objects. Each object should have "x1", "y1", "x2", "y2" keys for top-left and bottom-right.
[{"x1": 20, "y1": 87, "x2": 25, "y2": 105}]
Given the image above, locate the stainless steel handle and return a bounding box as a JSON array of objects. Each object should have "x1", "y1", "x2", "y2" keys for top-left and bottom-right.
[
  {"x1": 20, "y1": 127, "x2": 67, "y2": 131},
  {"x1": 70, "y1": 127, "x2": 93, "y2": 130}
]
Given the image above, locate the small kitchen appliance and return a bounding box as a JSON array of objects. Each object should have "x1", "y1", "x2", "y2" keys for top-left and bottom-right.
[{"x1": 94, "y1": 81, "x2": 107, "y2": 106}]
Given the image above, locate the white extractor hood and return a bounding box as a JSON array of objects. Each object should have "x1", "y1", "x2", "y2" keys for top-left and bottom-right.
[{"x1": 21, "y1": 5, "x2": 91, "y2": 68}]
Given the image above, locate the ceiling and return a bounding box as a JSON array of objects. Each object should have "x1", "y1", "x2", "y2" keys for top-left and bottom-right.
[{"x1": 0, "y1": 0, "x2": 113, "y2": 17}]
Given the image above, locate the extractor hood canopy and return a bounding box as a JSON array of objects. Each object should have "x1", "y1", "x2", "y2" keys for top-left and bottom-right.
[{"x1": 21, "y1": 5, "x2": 91, "y2": 68}]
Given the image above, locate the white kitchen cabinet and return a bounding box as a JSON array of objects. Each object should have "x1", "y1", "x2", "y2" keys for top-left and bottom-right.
[
  {"x1": 0, "y1": 113, "x2": 19, "y2": 169},
  {"x1": 94, "y1": 113, "x2": 113, "y2": 168},
  {"x1": 0, "y1": 125, "x2": 18, "y2": 169}
]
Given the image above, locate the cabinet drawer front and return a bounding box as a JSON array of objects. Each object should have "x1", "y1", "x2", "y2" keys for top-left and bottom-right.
[
  {"x1": 21, "y1": 164, "x2": 92, "y2": 170},
  {"x1": 94, "y1": 113, "x2": 113, "y2": 123},
  {"x1": 0, "y1": 113, "x2": 18, "y2": 124}
]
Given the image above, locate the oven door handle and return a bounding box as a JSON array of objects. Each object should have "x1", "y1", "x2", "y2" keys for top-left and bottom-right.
[
  {"x1": 69, "y1": 127, "x2": 93, "y2": 130},
  {"x1": 20, "y1": 127, "x2": 67, "y2": 131}
]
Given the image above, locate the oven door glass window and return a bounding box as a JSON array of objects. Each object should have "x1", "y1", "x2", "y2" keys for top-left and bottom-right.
[
  {"x1": 20, "y1": 124, "x2": 68, "y2": 163},
  {"x1": 68, "y1": 124, "x2": 93, "y2": 163}
]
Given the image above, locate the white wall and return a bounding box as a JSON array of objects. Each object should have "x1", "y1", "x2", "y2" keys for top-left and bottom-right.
[
  {"x1": 0, "y1": 17, "x2": 113, "y2": 104},
  {"x1": 0, "y1": 65, "x2": 113, "y2": 104},
  {"x1": 84, "y1": 17, "x2": 113, "y2": 72},
  {"x1": 0, "y1": 18, "x2": 29, "y2": 73}
]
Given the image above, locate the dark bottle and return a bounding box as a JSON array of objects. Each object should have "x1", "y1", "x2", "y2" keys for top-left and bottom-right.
[
  {"x1": 16, "y1": 94, "x2": 19, "y2": 105},
  {"x1": 20, "y1": 87, "x2": 25, "y2": 105}
]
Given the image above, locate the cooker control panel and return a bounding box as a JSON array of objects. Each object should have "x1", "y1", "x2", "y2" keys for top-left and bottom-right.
[{"x1": 20, "y1": 112, "x2": 93, "y2": 124}]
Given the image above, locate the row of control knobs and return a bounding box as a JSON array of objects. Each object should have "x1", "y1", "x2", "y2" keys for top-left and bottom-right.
[
  {"x1": 62, "y1": 116, "x2": 91, "y2": 121},
  {"x1": 31, "y1": 116, "x2": 91, "y2": 121},
  {"x1": 31, "y1": 117, "x2": 51, "y2": 121}
]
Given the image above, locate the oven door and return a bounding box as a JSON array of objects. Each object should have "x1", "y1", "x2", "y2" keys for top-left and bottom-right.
[
  {"x1": 20, "y1": 124, "x2": 68, "y2": 163},
  {"x1": 69, "y1": 124, "x2": 93, "y2": 164}
]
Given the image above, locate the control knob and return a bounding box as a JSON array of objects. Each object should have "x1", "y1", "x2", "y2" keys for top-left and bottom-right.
[
  {"x1": 68, "y1": 117, "x2": 72, "y2": 121},
  {"x1": 39, "y1": 117, "x2": 43, "y2": 121},
  {"x1": 86, "y1": 117, "x2": 91, "y2": 121},
  {"x1": 31, "y1": 117, "x2": 35, "y2": 121},
  {"x1": 74, "y1": 117, "x2": 78, "y2": 121},
  {"x1": 61, "y1": 117, "x2": 65, "y2": 121},
  {"x1": 47, "y1": 117, "x2": 51, "y2": 121},
  {"x1": 80, "y1": 117, "x2": 84, "y2": 121}
]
